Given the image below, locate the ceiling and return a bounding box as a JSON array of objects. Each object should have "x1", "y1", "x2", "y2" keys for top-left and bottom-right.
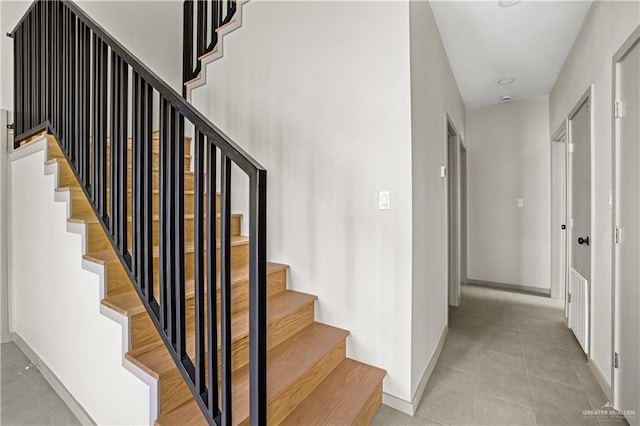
[{"x1": 430, "y1": 1, "x2": 593, "y2": 109}]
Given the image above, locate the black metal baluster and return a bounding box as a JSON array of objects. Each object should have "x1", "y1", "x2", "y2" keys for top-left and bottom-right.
[
  {"x1": 220, "y1": 153, "x2": 232, "y2": 426},
  {"x1": 207, "y1": 0, "x2": 219, "y2": 52},
  {"x1": 119, "y1": 58, "x2": 129, "y2": 264},
  {"x1": 132, "y1": 71, "x2": 142, "y2": 284},
  {"x1": 174, "y1": 111, "x2": 187, "y2": 361},
  {"x1": 206, "y1": 140, "x2": 219, "y2": 419},
  {"x1": 183, "y1": 0, "x2": 195, "y2": 95},
  {"x1": 110, "y1": 51, "x2": 120, "y2": 243},
  {"x1": 78, "y1": 22, "x2": 90, "y2": 185},
  {"x1": 159, "y1": 98, "x2": 175, "y2": 343},
  {"x1": 13, "y1": 28, "x2": 21, "y2": 140},
  {"x1": 69, "y1": 10, "x2": 76, "y2": 163},
  {"x1": 197, "y1": 0, "x2": 206, "y2": 59},
  {"x1": 142, "y1": 82, "x2": 155, "y2": 312},
  {"x1": 249, "y1": 170, "x2": 267, "y2": 425},
  {"x1": 194, "y1": 129, "x2": 206, "y2": 398}
]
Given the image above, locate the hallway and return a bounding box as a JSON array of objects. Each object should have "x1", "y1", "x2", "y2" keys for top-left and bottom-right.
[{"x1": 373, "y1": 285, "x2": 625, "y2": 425}]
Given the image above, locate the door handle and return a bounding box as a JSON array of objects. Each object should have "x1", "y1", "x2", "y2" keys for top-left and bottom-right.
[{"x1": 578, "y1": 237, "x2": 590, "y2": 246}]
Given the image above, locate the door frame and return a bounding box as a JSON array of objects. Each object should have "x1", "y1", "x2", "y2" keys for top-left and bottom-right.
[
  {"x1": 459, "y1": 141, "x2": 468, "y2": 289},
  {"x1": 445, "y1": 114, "x2": 462, "y2": 307},
  {"x1": 567, "y1": 85, "x2": 595, "y2": 358},
  {"x1": 550, "y1": 123, "x2": 568, "y2": 308},
  {"x1": 611, "y1": 25, "x2": 640, "y2": 410}
]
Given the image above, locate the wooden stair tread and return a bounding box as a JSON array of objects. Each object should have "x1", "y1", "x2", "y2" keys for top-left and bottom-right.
[
  {"x1": 83, "y1": 236, "x2": 249, "y2": 265},
  {"x1": 57, "y1": 187, "x2": 218, "y2": 197},
  {"x1": 125, "y1": 290, "x2": 318, "y2": 379},
  {"x1": 281, "y1": 358, "x2": 386, "y2": 425},
  {"x1": 102, "y1": 262, "x2": 288, "y2": 317},
  {"x1": 69, "y1": 212, "x2": 240, "y2": 224},
  {"x1": 155, "y1": 322, "x2": 350, "y2": 426}
]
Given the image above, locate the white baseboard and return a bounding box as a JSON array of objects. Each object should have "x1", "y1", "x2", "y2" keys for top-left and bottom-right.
[
  {"x1": 588, "y1": 359, "x2": 613, "y2": 403},
  {"x1": 382, "y1": 324, "x2": 448, "y2": 416},
  {"x1": 10, "y1": 333, "x2": 96, "y2": 426},
  {"x1": 467, "y1": 279, "x2": 551, "y2": 296}
]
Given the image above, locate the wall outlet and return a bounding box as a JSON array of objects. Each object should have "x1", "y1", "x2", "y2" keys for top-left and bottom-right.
[
  {"x1": 517, "y1": 198, "x2": 524, "y2": 208},
  {"x1": 379, "y1": 191, "x2": 390, "y2": 210}
]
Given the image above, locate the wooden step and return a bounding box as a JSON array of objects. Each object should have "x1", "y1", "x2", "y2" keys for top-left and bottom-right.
[
  {"x1": 103, "y1": 262, "x2": 289, "y2": 351},
  {"x1": 48, "y1": 157, "x2": 198, "y2": 191},
  {"x1": 83, "y1": 236, "x2": 249, "y2": 295},
  {"x1": 105, "y1": 147, "x2": 191, "y2": 170},
  {"x1": 127, "y1": 290, "x2": 317, "y2": 415},
  {"x1": 155, "y1": 322, "x2": 350, "y2": 426},
  {"x1": 281, "y1": 358, "x2": 386, "y2": 425},
  {"x1": 60, "y1": 186, "x2": 222, "y2": 216},
  {"x1": 103, "y1": 262, "x2": 288, "y2": 317},
  {"x1": 105, "y1": 133, "x2": 191, "y2": 155},
  {"x1": 70, "y1": 212, "x2": 241, "y2": 253}
]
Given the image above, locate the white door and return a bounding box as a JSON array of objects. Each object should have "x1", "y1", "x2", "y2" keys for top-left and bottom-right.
[
  {"x1": 569, "y1": 99, "x2": 591, "y2": 283},
  {"x1": 551, "y1": 135, "x2": 567, "y2": 301},
  {"x1": 567, "y1": 95, "x2": 591, "y2": 354},
  {"x1": 614, "y1": 36, "x2": 640, "y2": 420}
]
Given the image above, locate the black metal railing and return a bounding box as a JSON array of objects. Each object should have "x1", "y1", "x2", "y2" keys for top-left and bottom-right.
[
  {"x1": 9, "y1": 1, "x2": 267, "y2": 424},
  {"x1": 183, "y1": 0, "x2": 237, "y2": 91}
]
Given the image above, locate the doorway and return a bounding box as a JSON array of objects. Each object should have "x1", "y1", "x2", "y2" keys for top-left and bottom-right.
[
  {"x1": 566, "y1": 87, "x2": 593, "y2": 356},
  {"x1": 446, "y1": 120, "x2": 463, "y2": 307},
  {"x1": 612, "y1": 27, "x2": 640, "y2": 418},
  {"x1": 551, "y1": 125, "x2": 568, "y2": 304}
]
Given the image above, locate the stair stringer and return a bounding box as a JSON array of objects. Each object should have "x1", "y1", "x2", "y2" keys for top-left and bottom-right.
[
  {"x1": 9, "y1": 136, "x2": 159, "y2": 425},
  {"x1": 184, "y1": 0, "x2": 250, "y2": 101}
]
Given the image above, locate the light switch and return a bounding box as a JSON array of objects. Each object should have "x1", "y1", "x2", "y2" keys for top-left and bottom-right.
[
  {"x1": 379, "y1": 191, "x2": 390, "y2": 210},
  {"x1": 440, "y1": 166, "x2": 447, "y2": 178},
  {"x1": 517, "y1": 198, "x2": 524, "y2": 208}
]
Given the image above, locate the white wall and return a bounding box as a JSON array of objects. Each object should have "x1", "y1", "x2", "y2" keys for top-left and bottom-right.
[
  {"x1": 549, "y1": 1, "x2": 640, "y2": 386},
  {"x1": 408, "y1": 0, "x2": 465, "y2": 403},
  {"x1": 466, "y1": 96, "x2": 551, "y2": 291},
  {"x1": 0, "y1": 0, "x2": 183, "y2": 111},
  {"x1": 190, "y1": 0, "x2": 415, "y2": 402},
  {"x1": 0, "y1": 110, "x2": 10, "y2": 343},
  {"x1": 9, "y1": 141, "x2": 153, "y2": 425}
]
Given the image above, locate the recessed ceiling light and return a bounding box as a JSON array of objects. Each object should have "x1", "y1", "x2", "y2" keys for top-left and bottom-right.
[
  {"x1": 498, "y1": 78, "x2": 515, "y2": 85},
  {"x1": 501, "y1": 95, "x2": 513, "y2": 102},
  {"x1": 498, "y1": 0, "x2": 522, "y2": 7}
]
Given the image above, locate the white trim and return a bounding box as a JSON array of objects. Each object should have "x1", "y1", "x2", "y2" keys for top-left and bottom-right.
[
  {"x1": 0, "y1": 110, "x2": 10, "y2": 343},
  {"x1": 11, "y1": 332, "x2": 96, "y2": 426},
  {"x1": 382, "y1": 325, "x2": 448, "y2": 416},
  {"x1": 611, "y1": 25, "x2": 640, "y2": 410},
  {"x1": 589, "y1": 359, "x2": 613, "y2": 404},
  {"x1": 467, "y1": 279, "x2": 551, "y2": 296}
]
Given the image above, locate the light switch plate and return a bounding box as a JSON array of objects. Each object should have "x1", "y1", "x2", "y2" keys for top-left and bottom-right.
[
  {"x1": 440, "y1": 166, "x2": 447, "y2": 178},
  {"x1": 379, "y1": 191, "x2": 390, "y2": 210},
  {"x1": 517, "y1": 198, "x2": 524, "y2": 208}
]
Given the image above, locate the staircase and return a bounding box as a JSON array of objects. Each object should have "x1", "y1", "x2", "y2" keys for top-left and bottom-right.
[{"x1": 10, "y1": 1, "x2": 385, "y2": 425}]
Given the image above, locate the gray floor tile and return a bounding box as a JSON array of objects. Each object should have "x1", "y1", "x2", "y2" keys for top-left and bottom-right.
[
  {"x1": 375, "y1": 285, "x2": 613, "y2": 426},
  {"x1": 1, "y1": 342, "x2": 80, "y2": 426},
  {"x1": 529, "y1": 375, "x2": 598, "y2": 425},
  {"x1": 372, "y1": 405, "x2": 443, "y2": 426},
  {"x1": 482, "y1": 329, "x2": 524, "y2": 358},
  {"x1": 571, "y1": 362, "x2": 609, "y2": 409},
  {"x1": 523, "y1": 341, "x2": 582, "y2": 387},
  {"x1": 416, "y1": 365, "x2": 477, "y2": 425},
  {"x1": 472, "y1": 392, "x2": 536, "y2": 425},
  {"x1": 438, "y1": 329, "x2": 482, "y2": 373},
  {"x1": 477, "y1": 350, "x2": 532, "y2": 407}
]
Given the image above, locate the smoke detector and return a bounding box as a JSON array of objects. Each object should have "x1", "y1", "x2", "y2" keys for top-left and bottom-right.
[{"x1": 500, "y1": 95, "x2": 513, "y2": 103}]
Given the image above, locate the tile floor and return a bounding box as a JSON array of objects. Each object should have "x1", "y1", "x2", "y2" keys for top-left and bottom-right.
[
  {"x1": 1, "y1": 341, "x2": 81, "y2": 426},
  {"x1": 372, "y1": 284, "x2": 628, "y2": 426}
]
